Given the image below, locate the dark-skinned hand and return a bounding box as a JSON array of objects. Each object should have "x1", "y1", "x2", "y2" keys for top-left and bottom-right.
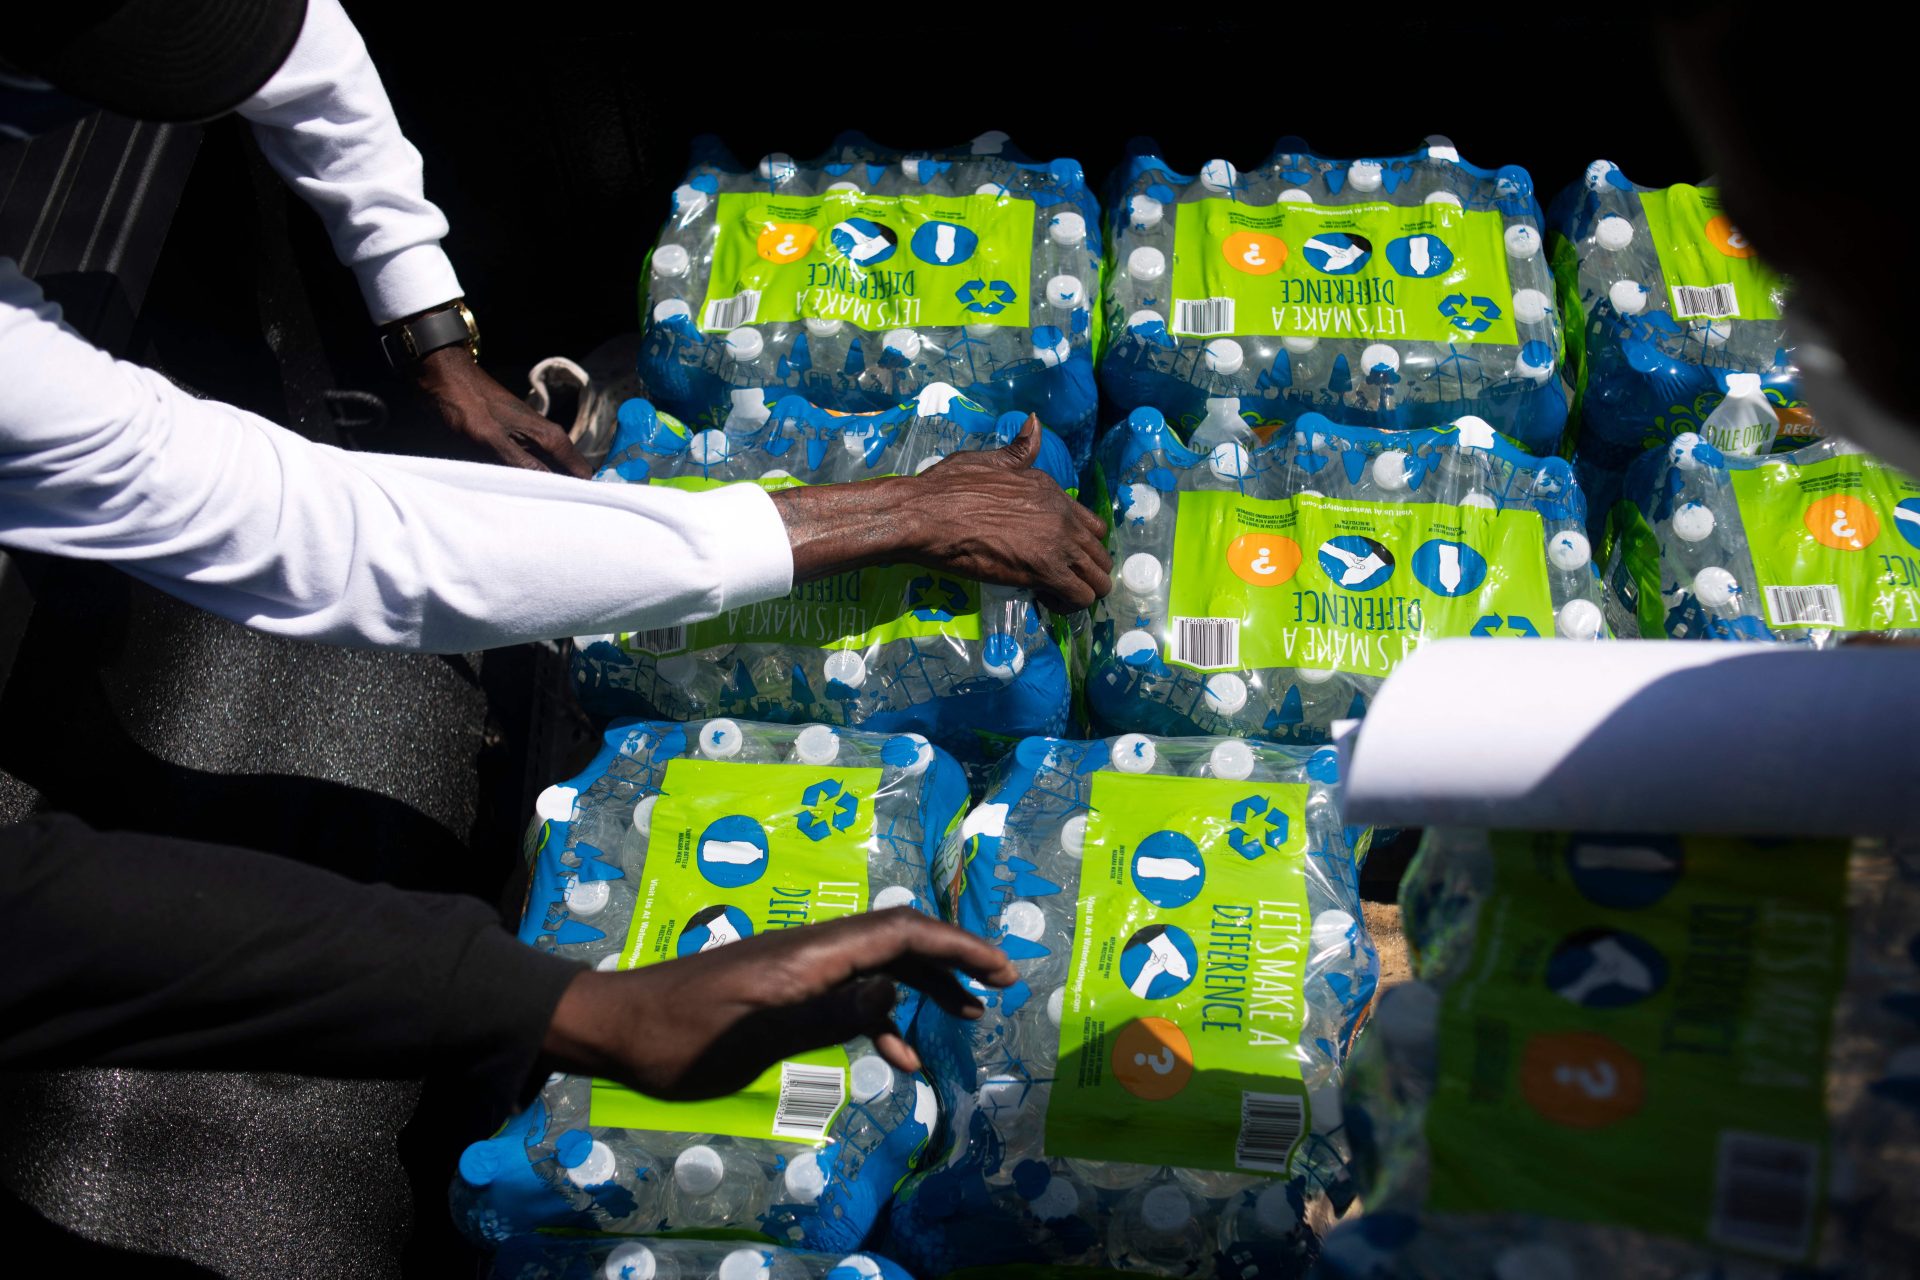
[
  {"x1": 415, "y1": 346, "x2": 591, "y2": 478},
  {"x1": 540, "y1": 907, "x2": 1018, "y2": 1101}
]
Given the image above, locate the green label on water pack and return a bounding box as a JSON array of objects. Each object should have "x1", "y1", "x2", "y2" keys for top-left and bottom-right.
[
  {"x1": 1170, "y1": 198, "x2": 1518, "y2": 344},
  {"x1": 704, "y1": 191, "x2": 1035, "y2": 333},
  {"x1": 588, "y1": 759, "x2": 876, "y2": 1142},
  {"x1": 1729, "y1": 454, "x2": 1920, "y2": 632},
  {"x1": 1046, "y1": 773, "x2": 1313, "y2": 1174},
  {"x1": 1640, "y1": 185, "x2": 1785, "y2": 323},
  {"x1": 1165, "y1": 490, "x2": 1554, "y2": 678},
  {"x1": 621, "y1": 476, "x2": 983, "y2": 656},
  {"x1": 1425, "y1": 833, "x2": 1848, "y2": 1262}
]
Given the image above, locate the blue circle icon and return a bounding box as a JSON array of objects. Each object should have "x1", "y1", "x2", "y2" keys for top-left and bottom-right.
[
  {"x1": 697, "y1": 814, "x2": 771, "y2": 887},
  {"x1": 1385, "y1": 233, "x2": 1455, "y2": 278},
  {"x1": 910, "y1": 221, "x2": 978, "y2": 267},
  {"x1": 1410, "y1": 539, "x2": 1488, "y2": 597},
  {"x1": 1563, "y1": 834, "x2": 1683, "y2": 909},
  {"x1": 678, "y1": 904, "x2": 755, "y2": 955},
  {"x1": 829, "y1": 218, "x2": 897, "y2": 268},
  {"x1": 1118, "y1": 925, "x2": 1199, "y2": 1000},
  {"x1": 1896, "y1": 498, "x2": 1920, "y2": 549},
  {"x1": 1301, "y1": 232, "x2": 1372, "y2": 275},
  {"x1": 1131, "y1": 831, "x2": 1206, "y2": 908},
  {"x1": 1545, "y1": 928, "x2": 1668, "y2": 1008},
  {"x1": 1318, "y1": 535, "x2": 1396, "y2": 591}
]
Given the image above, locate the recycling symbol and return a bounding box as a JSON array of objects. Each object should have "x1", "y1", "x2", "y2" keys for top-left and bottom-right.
[
  {"x1": 1439, "y1": 293, "x2": 1503, "y2": 334},
  {"x1": 798, "y1": 779, "x2": 861, "y2": 842},
  {"x1": 1470, "y1": 615, "x2": 1541, "y2": 637},
  {"x1": 956, "y1": 279, "x2": 1018, "y2": 315},
  {"x1": 1226, "y1": 795, "x2": 1289, "y2": 860},
  {"x1": 909, "y1": 574, "x2": 972, "y2": 622}
]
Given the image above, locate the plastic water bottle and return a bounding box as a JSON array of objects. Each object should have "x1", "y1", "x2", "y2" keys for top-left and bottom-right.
[
  {"x1": 1107, "y1": 1181, "x2": 1210, "y2": 1271},
  {"x1": 1698, "y1": 372, "x2": 1780, "y2": 456},
  {"x1": 665, "y1": 1141, "x2": 772, "y2": 1228}
]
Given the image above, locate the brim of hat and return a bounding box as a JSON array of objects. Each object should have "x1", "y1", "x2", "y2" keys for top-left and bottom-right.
[{"x1": 10, "y1": 0, "x2": 308, "y2": 124}]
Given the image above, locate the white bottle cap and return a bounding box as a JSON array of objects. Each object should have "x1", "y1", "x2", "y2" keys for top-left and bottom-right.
[
  {"x1": 1142, "y1": 1184, "x2": 1192, "y2": 1232},
  {"x1": 1425, "y1": 140, "x2": 1460, "y2": 162},
  {"x1": 698, "y1": 719, "x2": 745, "y2": 759},
  {"x1": 630, "y1": 793, "x2": 658, "y2": 838},
  {"x1": 783, "y1": 1154, "x2": 827, "y2": 1202},
  {"x1": 1371, "y1": 450, "x2": 1411, "y2": 491},
  {"x1": 1608, "y1": 280, "x2": 1648, "y2": 315},
  {"x1": 882, "y1": 328, "x2": 922, "y2": 360},
  {"x1": 976, "y1": 181, "x2": 1009, "y2": 199},
  {"x1": 1126, "y1": 309, "x2": 1164, "y2": 332},
  {"x1": 1114, "y1": 630, "x2": 1159, "y2": 667},
  {"x1": 1453, "y1": 415, "x2": 1497, "y2": 450},
  {"x1": 1311, "y1": 909, "x2": 1354, "y2": 953},
  {"x1": 826, "y1": 180, "x2": 861, "y2": 194},
  {"x1": 757, "y1": 152, "x2": 796, "y2": 182},
  {"x1": 1423, "y1": 190, "x2": 1463, "y2": 207},
  {"x1": 823, "y1": 649, "x2": 868, "y2": 690},
  {"x1": 1669, "y1": 432, "x2": 1704, "y2": 471},
  {"x1": 830, "y1": 1257, "x2": 885, "y2": 1280},
  {"x1": 1512, "y1": 289, "x2": 1551, "y2": 325},
  {"x1": 594, "y1": 953, "x2": 622, "y2": 972},
  {"x1": 535, "y1": 784, "x2": 578, "y2": 824},
  {"x1": 872, "y1": 884, "x2": 918, "y2": 912},
  {"x1": 1046, "y1": 275, "x2": 1084, "y2": 309},
  {"x1": 1281, "y1": 335, "x2": 1319, "y2": 354},
  {"x1": 1199, "y1": 158, "x2": 1239, "y2": 192},
  {"x1": 1204, "y1": 338, "x2": 1244, "y2": 375},
  {"x1": 1126, "y1": 246, "x2": 1166, "y2": 281},
  {"x1": 1278, "y1": 188, "x2": 1314, "y2": 204},
  {"x1": 604, "y1": 1242, "x2": 657, "y2": 1280},
  {"x1": 1347, "y1": 161, "x2": 1383, "y2": 192},
  {"x1": 1555, "y1": 598, "x2": 1605, "y2": 639},
  {"x1": 792, "y1": 723, "x2": 840, "y2": 766},
  {"x1": 1726, "y1": 371, "x2": 1763, "y2": 398},
  {"x1": 1030, "y1": 1176, "x2": 1078, "y2": 1221},
  {"x1": 1003, "y1": 901, "x2": 1047, "y2": 942},
  {"x1": 983, "y1": 641, "x2": 1026, "y2": 681},
  {"x1": 1461, "y1": 491, "x2": 1498, "y2": 509},
  {"x1": 1208, "y1": 739, "x2": 1255, "y2": 781},
  {"x1": 671, "y1": 183, "x2": 709, "y2": 219},
  {"x1": 1309, "y1": 1080, "x2": 1344, "y2": 1134},
  {"x1": 1123, "y1": 483, "x2": 1163, "y2": 524},
  {"x1": 1208, "y1": 441, "x2": 1252, "y2": 482},
  {"x1": 1671, "y1": 502, "x2": 1716, "y2": 543},
  {"x1": 1047, "y1": 985, "x2": 1066, "y2": 1027},
  {"x1": 1048, "y1": 211, "x2": 1087, "y2": 246},
  {"x1": 1110, "y1": 732, "x2": 1158, "y2": 773},
  {"x1": 1205, "y1": 672, "x2": 1248, "y2": 715},
  {"x1": 724, "y1": 327, "x2": 763, "y2": 361},
  {"x1": 674, "y1": 1144, "x2": 726, "y2": 1195},
  {"x1": 565, "y1": 878, "x2": 610, "y2": 916},
  {"x1": 718, "y1": 1249, "x2": 771, "y2": 1280},
  {"x1": 652, "y1": 244, "x2": 690, "y2": 278},
  {"x1": 913, "y1": 454, "x2": 945, "y2": 475},
  {"x1": 1296, "y1": 666, "x2": 1335, "y2": 685},
  {"x1": 651, "y1": 299, "x2": 692, "y2": 325},
  {"x1": 565, "y1": 1140, "x2": 617, "y2": 1188},
  {"x1": 689, "y1": 429, "x2": 730, "y2": 465},
  {"x1": 1034, "y1": 331, "x2": 1071, "y2": 366},
  {"x1": 1594, "y1": 215, "x2": 1635, "y2": 251},
  {"x1": 804, "y1": 316, "x2": 844, "y2": 337},
  {"x1": 900, "y1": 157, "x2": 925, "y2": 181},
  {"x1": 1375, "y1": 979, "x2": 1440, "y2": 1048},
  {"x1": 1547, "y1": 530, "x2": 1591, "y2": 571},
  {"x1": 1504, "y1": 224, "x2": 1541, "y2": 259},
  {"x1": 1695, "y1": 318, "x2": 1732, "y2": 348},
  {"x1": 893, "y1": 732, "x2": 934, "y2": 777},
  {"x1": 1253, "y1": 1182, "x2": 1298, "y2": 1234},
  {"x1": 1128, "y1": 194, "x2": 1164, "y2": 230},
  {"x1": 1514, "y1": 347, "x2": 1555, "y2": 383},
  {"x1": 1693, "y1": 566, "x2": 1740, "y2": 608},
  {"x1": 1360, "y1": 343, "x2": 1400, "y2": 374},
  {"x1": 850, "y1": 1054, "x2": 894, "y2": 1103},
  {"x1": 1059, "y1": 813, "x2": 1087, "y2": 858},
  {"x1": 1120, "y1": 552, "x2": 1165, "y2": 595},
  {"x1": 966, "y1": 322, "x2": 999, "y2": 339}
]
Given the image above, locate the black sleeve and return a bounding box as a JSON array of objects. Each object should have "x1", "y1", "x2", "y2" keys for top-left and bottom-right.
[{"x1": 0, "y1": 814, "x2": 582, "y2": 1113}]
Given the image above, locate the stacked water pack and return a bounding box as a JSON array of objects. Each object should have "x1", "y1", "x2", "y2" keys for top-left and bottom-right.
[
  {"x1": 1549, "y1": 160, "x2": 1811, "y2": 536},
  {"x1": 490, "y1": 1236, "x2": 912, "y2": 1280},
  {"x1": 1603, "y1": 432, "x2": 1920, "y2": 644},
  {"x1": 887, "y1": 735, "x2": 1376, "y2": 1278},
  {"x1": 453, "y1": 718, "x2": 964, "y2": 1254},
  {"x1": 638, "y1": 131, "x2": 1102, "y2": 464},
  {"x1": 571, "y1": 385, "x2": 1075, "y2": 775},
  {"x1": 1084, "y1": 406, "x2": 1607, "y2": 743},
  {"x1": 1102, "y1": 136, "x2": 1566, "y2": 456},
  {"x1": 1322, "y1": 830, "x2": 1920, "y2": 1278}
]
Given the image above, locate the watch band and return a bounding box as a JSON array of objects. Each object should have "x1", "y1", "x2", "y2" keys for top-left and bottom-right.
[{"x1": 379, "y1": 300, "x2": 478, "y2": 369}]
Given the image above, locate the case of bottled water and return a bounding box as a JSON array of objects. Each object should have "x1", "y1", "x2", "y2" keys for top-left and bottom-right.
[
  {"x1": 1604, "y1": 433, "x2": 1920, "y2": 645},
  {"x1": 886, "y1": 735, "x2": 1376, "y2": 1278},
  {"x1": 637, "y1": 132, "x2": 1102, "y2": 465},
  {"x1": 489, "y1": 1235, "x2": 913, "y2": 1280},
  {"x1": 1101, "y1": 136, "x2": 1566, "y2": 456},
  {"x1": 1322, "y1": 829, "x2": 1920, "y2": 1279},
  {"x1": 453, "y1": 718, "x2": 964, "y2": 1253},
  {"x1": 1084, "y1": 405, "x2": 1608, "y2": 744},
  {"x1": 570, "y1": 385, "x2": 1076, "y2": 779}
]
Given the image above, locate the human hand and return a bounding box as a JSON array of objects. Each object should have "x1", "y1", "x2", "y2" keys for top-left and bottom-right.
[
  {"x1": 415, "y1": 346, "x2": 591, "y2": 478},
  {"x1": 539, "y1": 907, "x2": 1017, "y2": 1101}
]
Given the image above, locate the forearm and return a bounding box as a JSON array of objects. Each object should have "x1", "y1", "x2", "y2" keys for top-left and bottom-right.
[{"x1": 770, "y1": 476, "x2": 927, "y2": 582}]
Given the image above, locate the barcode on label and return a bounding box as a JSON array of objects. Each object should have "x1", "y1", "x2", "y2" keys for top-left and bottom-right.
[
  {"x1": 1763, "y1": 585, "x2": 1844, "y2": 628},
  {"x1": 702, "y1": 290, "x2": 761, "y2": 331},
  {"x1": 624, "y1": 625, "x2": 687, "y2": 655},
  {"x1": 1709, "y1": 1131, "x2": 1818, "y2": 1259},
  {"x1": 1171, "y1": 617, "x2": 1240, "y2": 670},
  {"x1": 1174, "y1": 297, "x2": 1236, "y2": 336},
  {"x1": 771, "y1": 1063, "x2": 847, "y2": 1141},
  {"x1": 1671, "y1": 282, "x2": 1739, "y2": 320},
  {"x1": 1235, "y1": 1090, "x2": 1307, "y2": 1172}
]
